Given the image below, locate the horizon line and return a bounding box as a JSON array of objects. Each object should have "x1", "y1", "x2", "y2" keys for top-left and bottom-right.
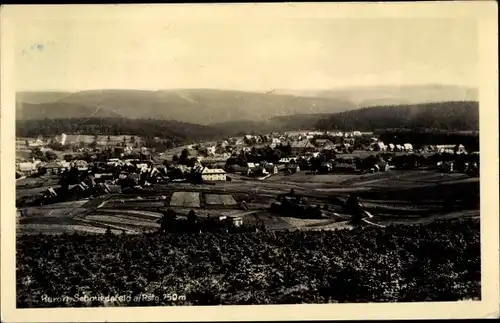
[{"x1": 16, "y1": 83, "x2": 479, "y2": 93}]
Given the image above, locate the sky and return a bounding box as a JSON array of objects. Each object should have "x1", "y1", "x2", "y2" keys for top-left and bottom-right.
[{"x1": 14, "y1": 6, "x2": 479, "y2": 92}]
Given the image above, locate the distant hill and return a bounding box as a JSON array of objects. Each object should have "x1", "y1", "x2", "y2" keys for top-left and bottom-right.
[
  {"x1": 16, "y1": 91, "x2": 72, "y2": 104},
  {"x1": 275, "y1": 85, "x2": 479, "y2": 107},
  {"x1": 16, "y1": 102, "x2": 121, "y2": 120},
  {"x1": 212, "y1": 101, "x2": 479, "y2": 135},
  {"x1": 315, "y1": 101, "x2": 479, "y2": 132},
  {"x1": 16, "y1": 89, "x2": 358, "y2": 124}
]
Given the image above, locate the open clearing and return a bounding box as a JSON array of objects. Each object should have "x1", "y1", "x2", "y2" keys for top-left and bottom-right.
[
  {"x1": 169, "y1": 191, "x2": 201, "y2": 208},
  {"x1": 204, "y1": 193, "x2": 237, "y2": 206}
]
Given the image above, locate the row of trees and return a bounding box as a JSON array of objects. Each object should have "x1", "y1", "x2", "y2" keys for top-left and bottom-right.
[{"x1": 16, "y1": 118, "x2": 225, "y2": 146}]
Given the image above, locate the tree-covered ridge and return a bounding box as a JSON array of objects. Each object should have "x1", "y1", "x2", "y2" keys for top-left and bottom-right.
[
  {"x1": 16, "y1": 118, "x2": 226, "y2": 143},
  {"x1": 315, "y1": 101, "x2": 479, "y2": 131}
]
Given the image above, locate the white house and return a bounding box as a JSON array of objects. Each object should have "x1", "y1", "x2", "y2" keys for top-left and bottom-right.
[
  {"x1": 247, "y1": 162, "x2": 257, "y2": 169},
  {"x1": 16, "y1": 161, "x2": 40, "y2": 173},
  {"x1": 373, "y1": 142, "x2": 386, "y2": 151},
  {"x1": 278, "y1": 157, "x2": 296, "y2": 164},
  {"x1": 455, "y1": 144, "x2": 467, "y2": 154},
  {"x1": 271, "y1": 138, "x2": 281, "y2": 145},
  {"x1": 231, "y1": 217, "x2": 243, "y2": 227},
  {"x1": 200, "y1": 167, "x2": 227, "y2": 181},
  {"x1": 262, "y1": 163, "x2": 278, "y2": 174},
  {"x1": 28, "y1": 138, "x2": 45, "y2": 147},
  {"x1": 403, "y1": 143, "x2": 413, "y2": 152},
  {"x1": 387, "y1": 143, "x2": 395, "y2": 151}
]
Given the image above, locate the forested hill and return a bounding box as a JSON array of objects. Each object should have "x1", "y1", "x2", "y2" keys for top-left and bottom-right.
[
  {"x1": 16, "y1": 101, "x2": 480, "y2": 143},
  {"x1": 16, "y1": 89, "x2": 357, "y2": 124},
  {"x1": 16, "y1": 118, "x2": 225, "y2": 144},
  {"x1": 315, "y1": 101, "x2": 479, "y2": 131}
]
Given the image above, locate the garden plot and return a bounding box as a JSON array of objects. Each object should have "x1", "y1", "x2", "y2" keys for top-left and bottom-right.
[
  {"x1": 204, "y1": 194, "x2": 237, "y2": 206},
  {"x1": 170, "y1": 191, "x2": 201, "y2": 208}
]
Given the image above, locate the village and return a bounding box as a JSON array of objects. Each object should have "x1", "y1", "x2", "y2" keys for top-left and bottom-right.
[{"x1": 16, "y1": 129, "x2": 478, "y2": 214}]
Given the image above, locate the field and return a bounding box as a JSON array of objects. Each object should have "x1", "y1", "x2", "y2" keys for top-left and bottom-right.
[
  {"x1": 16, "y1": 218, "x2": 480, "y2": 307},
  {"x1": 169, "y1": 192, "x2": 201, "y2": 208},
  {"x1": 204, "y1": 193, "x2": 237, "y2": 206},
  {"x1": 16, "y1": 169, "x2": 479, "y2": 235}
]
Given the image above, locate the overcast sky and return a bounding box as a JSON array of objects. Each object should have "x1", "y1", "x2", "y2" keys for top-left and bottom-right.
[{"x1": 14, "y1": 6, "x2": 478, "y2": 92}]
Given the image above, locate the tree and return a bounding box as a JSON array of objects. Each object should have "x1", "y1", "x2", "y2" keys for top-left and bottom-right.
[
  {"x1": 63, "y1": 154, "x2": 73, "y2": 162},
  {"x1": 158, "y1": 209, "x2": 177, "y2": 233},
  {"x1": 187, "y1": 210, "x2": 197, "y2": 224},
  {"x1": 172, "y1": 154, "x2": 179, "y2": 162},
  {"x1": 180, "y1": 149, "x2": 190, "y2": 162},
  {"x1": 45, "y1": 150, "x2": 58, "y2": 161},
  {"x1": 29, "y1": 148, "x2": 47, "y2": 162}
]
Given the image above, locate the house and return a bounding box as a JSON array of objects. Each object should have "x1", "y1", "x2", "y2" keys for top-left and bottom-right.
[
  {"x1": 246, "y1": 162, "x2": 257, "y2": 169},
  {"x1": 42, "y1": 187, "x2": 58, "y2": 199},
  {"x1": 395, "y1": 144, "x2": 403, "y2": 152},
  {"x1": 232, "y1": 217, "x2": 243, "y2": 227},
  {"x1": 28, "y1": 138, "x2": 45, "y2": 147},
  {"x1": 71, "y1": 160, "x2": 89, "y2": 171},
  {"x1": 436, "y1": 145, "x2": 456, "y2": 154},
  {"x1": 271, "y1": 138, "x2": 281, "y2": 145},
  {"x1": 321, "y1": 143, "x2": 336, "y2": 152},
  {"x1": 42, "y1": 161, "x2": 66, "y2": 175},
  {"x1": 263, "y1": 163, "x2": 278, "y2": 174},
  {"x1": 314, "y1": 139, "x2": 334, "y2": 148},
  {"x1": 16, "y1": 161, "x2": 41, "y2": 173},
  {"x1": 290, "y1": 139, "x2": 316, "y2": 155},
  {"x1": 69, "y1": 182, "x2": 89, "y2": 194},
  {"x1": 403, "y1": 143, "x2": 413, "y2": 152},
  {"x1": 200, "y1": 167, "x2": 227, "y2": 181},
  {"x1": 285, "y1": 164, "x2": 300, "y2": 174},
  {"x1": 373, "y1": 142, "x2": 386, "y2": 151},
  {"x1": 376, "y1": 160, "x2": 390, "y2": 172},
  {"x1": 388, "y1": 143, "x2": 395, "y2": 151},
  {"x1": 278, "y1": 157, "x2": 294, "y2": 164},
  {"x1": 455, "y1": 144, "x2": 467, "y2": 154},
  {"x1": 306, "y1": 151, "x2": 321, "y2": 158},
  {"x1": 344, "y1": 138, "x2": 355, "y2": 146}
]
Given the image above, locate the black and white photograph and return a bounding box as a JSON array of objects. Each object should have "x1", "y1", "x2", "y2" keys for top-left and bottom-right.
[{"x1": 1, "y1": 2, "x2": 498, "y2": 322}]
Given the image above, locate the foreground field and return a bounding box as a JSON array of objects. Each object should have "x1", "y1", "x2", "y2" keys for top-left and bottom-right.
[{"x1": 16, "y1": 218, "x2": 480, "y2": 307}]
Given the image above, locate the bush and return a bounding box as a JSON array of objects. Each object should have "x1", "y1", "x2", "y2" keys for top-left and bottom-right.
[{"x1": 16, "y1": 219, "x2": 480, "y2": 307}]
